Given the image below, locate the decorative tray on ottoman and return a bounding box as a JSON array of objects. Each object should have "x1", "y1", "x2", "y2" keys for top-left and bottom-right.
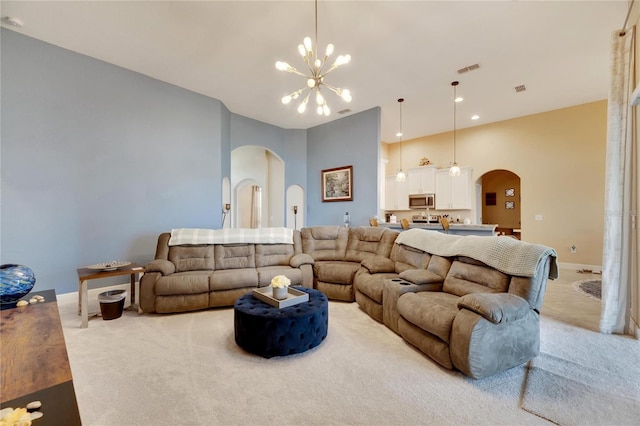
[{"x1": 251, "y1": 287, "x2": 309, "y2": 308}]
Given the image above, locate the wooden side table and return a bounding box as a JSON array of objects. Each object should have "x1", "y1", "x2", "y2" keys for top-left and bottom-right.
[
  {"x1": 1, "y1": 289, "x2": 82, "y2": 425},
  {"x1": 76, "y1": 263, "x2": 144, "y2": 328}
]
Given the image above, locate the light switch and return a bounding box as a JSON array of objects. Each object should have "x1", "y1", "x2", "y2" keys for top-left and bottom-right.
[{"x1": 535, "y1": 215, "x2": 543, "y2": 221}]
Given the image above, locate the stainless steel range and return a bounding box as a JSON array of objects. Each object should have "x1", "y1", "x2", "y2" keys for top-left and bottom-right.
[{"x1": 412, "y1": 214, "x2": 440, "y2": 224}]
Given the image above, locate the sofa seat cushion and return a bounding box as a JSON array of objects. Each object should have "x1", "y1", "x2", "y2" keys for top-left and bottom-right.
[
  {"x1": 355, "y1": 271, "x2": 398, "y2": 303},
  {"x1": 155, "y1": 272, "x2": 211, "y2": 296},
  {"x1": 210, "y1": 269, "x2": 258, "y2": 291},
  {"x1": 257, "y1": 266, "x2": 303, "y2": 287},
  {"x1": 313, "y1": 261, "x2": 360, "y2": 285},
  {"x1": 397, "y1": 291, "x2": 460, "y2": 343}
]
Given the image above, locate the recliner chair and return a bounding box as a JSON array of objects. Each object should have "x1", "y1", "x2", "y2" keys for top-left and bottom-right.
[{"x1": 396, "y1": 254, "x2": 552, "y2": 379}]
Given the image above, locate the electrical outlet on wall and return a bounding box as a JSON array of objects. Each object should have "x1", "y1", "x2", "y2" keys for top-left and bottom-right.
[{"x1": 570, "y1": 245, "x2": 577, "y2": 253}]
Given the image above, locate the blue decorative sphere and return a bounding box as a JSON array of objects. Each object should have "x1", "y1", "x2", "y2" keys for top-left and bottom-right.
[{"x1": 0, "y1": 264, "x2": 36, "y2": 304}]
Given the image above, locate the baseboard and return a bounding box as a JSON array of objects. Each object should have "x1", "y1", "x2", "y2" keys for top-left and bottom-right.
[{"x1": 557, "y1": 262, "x2": 603, "y2": 272}]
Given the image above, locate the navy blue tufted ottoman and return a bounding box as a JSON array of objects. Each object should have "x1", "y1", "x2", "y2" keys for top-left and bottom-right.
[{"x1": 234, "y1": 287, "x2": 328, "y2": 358}]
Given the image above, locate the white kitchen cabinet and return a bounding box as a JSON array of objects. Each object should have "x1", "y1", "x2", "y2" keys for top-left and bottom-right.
[
  {"x1": 384, "y1": 176, "x2": 410, "y2": 211},
  {"x1": 407, "y1": 166, "x2": 437, "y2": 194},
  {"x1": 435, "y1": 167, "x2": 472, "y2": 210}
]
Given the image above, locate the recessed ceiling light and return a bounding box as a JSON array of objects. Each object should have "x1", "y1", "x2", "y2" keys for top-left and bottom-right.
[
  {"x1": 2, "y1": 16, "x2": 24, "y2": 28},
  {"x1": 454, "y1": 97, "x2": 463, "y2": 103},
  {"x1": 471, "y1": 115, "x2": 480, "y2": 120},
  {"x1": 396, "y1": 132, "x2": 403, "y2": 137}
]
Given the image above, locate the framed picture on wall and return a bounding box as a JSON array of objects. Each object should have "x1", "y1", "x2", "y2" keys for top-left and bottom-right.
[{"x1": 322, "y1": 165, "x2": 353, "y2": 202}]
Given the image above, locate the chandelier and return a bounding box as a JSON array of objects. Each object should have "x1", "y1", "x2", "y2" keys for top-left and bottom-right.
[
  {"x1": 449, "y1": 81, "x2": 461, "y2": 177},
  {"x1": 275, "y1": 0, "x2": 352, "y2": 116}
]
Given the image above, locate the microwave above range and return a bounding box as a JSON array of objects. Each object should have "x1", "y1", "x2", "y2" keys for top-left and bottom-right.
[{"x1": 409, "y1": 193, "x2": 435, "y2": 209}]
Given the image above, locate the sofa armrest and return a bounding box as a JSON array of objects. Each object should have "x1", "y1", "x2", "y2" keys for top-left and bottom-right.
[
  {"x1": 399, "y1": 269, "x2": 443, "y2": 285},
  {"x1": 290, "y1": 253, "x2": 314, "y2": 268},
  {"x1": 361, "y1": 255, "x2": 395, "y2": 274},
  {"x1": 144, "y1": 259, "x2": 176, "y2": 276},
  {"x1": 457, "y1": 293, "x2": 531, "y2": 324}
]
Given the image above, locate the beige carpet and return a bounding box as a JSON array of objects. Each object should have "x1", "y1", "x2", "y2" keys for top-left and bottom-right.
[
  {"x1": 522, "y1": 353, "x2": 640, "y2": 425},
  {"x1": 522, "y1": 315, "x2": 640, "y2": 426},
  {"x1": 55, "y1": 286, "x2": 638, "y2": 425}
]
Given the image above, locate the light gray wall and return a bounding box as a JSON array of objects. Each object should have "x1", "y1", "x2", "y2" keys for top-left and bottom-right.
[
  {"x1": 1, "y1": 29, "x2": 379, "y2": 296},
  {"x1": 306, "y1": 108, "x2": 381, "y2": 226},
  {"x1": 1, "y1": 29, "x2": 226, "y2": 293}
]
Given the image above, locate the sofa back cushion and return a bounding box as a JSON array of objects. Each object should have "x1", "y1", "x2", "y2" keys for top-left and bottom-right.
[
  {"x1": 390, "y1": 244, "x2": 431, "y2": 273},
  {"x1": 443, "y1": 257, "x2": 510, "y2": 297},
  {"x1": 426, "y1": 255, "x2": 453, "y2": 279},
  {"x1": 168, "y1": 245, "x2": 215, "y2": 273},
  {"x1": 301, "y1": 226, "x2": 348, "y2": 261},
  {"x1": 214, "y1": 244, "x2": 256, "y2": 270},
  {"x1": 256, "y1": 244, "x2": 295, "y2": 267},
  {"x1": 345, "y1": 227, "x2": 399, "y2": 263}
]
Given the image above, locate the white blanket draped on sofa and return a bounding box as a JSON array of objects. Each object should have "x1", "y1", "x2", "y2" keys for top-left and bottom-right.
[
  {"x1": 396, "y1": 228, "x2": 558, "y2": 279},
  {"x1": 168, "y1": 227, "x2": 294, "y2": 246}
]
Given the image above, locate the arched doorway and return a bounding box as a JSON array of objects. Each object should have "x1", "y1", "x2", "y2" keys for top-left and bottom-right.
[
  {"x1": 231, "y1": 145, "x2": 285, "y2": 228},
  {"x1": 480, "y1": 169, "x2": 521, "y2": 239}
]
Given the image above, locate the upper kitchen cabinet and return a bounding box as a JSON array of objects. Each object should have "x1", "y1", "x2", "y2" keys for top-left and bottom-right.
[
  {"x1": 407, "y1": 166, "x2": 437, "y2": 194},
  {"x1": 385, "y1": 176, "x2": 410, "y2": 211},
  {"x1": 435, "y1": 167, "x2": 472, "y2": 210}
]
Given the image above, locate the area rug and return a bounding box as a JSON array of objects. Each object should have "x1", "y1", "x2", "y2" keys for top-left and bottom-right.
[
  {"x1": 522, "y1": 352, "x2": 640, "y2": 425},
  {"x1": 573, "y1": 279, "x2": 601, "y2": 300}
]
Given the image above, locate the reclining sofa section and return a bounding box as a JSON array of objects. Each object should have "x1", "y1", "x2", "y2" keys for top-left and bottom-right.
[
  {"x1": 140, "y1": 226, "x2": 558, "y2": 379},
  {"x1": 139, "y1": 228, "x2": 313, "y2": 314}
]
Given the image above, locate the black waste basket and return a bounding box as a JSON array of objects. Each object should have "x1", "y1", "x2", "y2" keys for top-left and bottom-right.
[{"x1": 98, "y1": 290, "x2": 127, "y2": 320}]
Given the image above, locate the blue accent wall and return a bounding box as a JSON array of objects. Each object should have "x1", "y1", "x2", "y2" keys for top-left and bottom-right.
[
  {"x1": 306, "y1": 108, "x2": 381, "y2": 227},
  {"x1": 1, "y1": 29, "x2": 381, "y2": 295}
]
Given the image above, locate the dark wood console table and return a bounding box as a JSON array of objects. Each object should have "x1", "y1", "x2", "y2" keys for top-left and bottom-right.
[{"x1": 0, "y1": 289, "x2": 82, "y2": 425}]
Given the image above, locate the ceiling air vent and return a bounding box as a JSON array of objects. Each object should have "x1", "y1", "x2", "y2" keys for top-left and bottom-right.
[
  {"x1": 337, "y1": 109, "x2": 351, "y2": 114},
  {"x1": 515, "y1": 84, "x2": 527, "y2": 93},
  {"x1": 457, "y1": 63, "x2": 480, "y2": 74}
]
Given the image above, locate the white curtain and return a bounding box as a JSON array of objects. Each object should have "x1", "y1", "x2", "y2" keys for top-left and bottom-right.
[
  {"x1": 250, "y1": 185, "x2": 262, "y2": 229},
  {"x1": 600, "y1": 27, "x2": 637, "y2": 335}
]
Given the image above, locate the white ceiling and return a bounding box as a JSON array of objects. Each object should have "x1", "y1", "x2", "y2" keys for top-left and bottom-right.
[{"x1": 0, "y1": 1, "x2": 628, "y2": 143}]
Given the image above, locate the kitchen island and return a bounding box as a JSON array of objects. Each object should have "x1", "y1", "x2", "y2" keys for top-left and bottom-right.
[{"x1": 378, "y1": 222, "x2": 497, "y2": 236}]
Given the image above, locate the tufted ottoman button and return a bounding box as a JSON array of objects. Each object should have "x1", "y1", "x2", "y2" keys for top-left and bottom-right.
[{"x1": 234, "y1": 287, "x2": 328, "y2": 358}]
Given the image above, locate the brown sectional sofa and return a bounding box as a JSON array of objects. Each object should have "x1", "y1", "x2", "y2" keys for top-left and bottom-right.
[
  {"x1": 140, "y1": 226, "x2": 557, "y2": 379},
  {"x1": 139, "y1": 231, "x2": 314, "y2": 313},
  {"x1": 301, "y1": 226, "x2": 397, "y2": 301}
]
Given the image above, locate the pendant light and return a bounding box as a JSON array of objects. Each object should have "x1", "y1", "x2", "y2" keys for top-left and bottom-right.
[
  {"x1": 396, "y1": 98, "x2": 406, "y2": 182},
  {"x1": 449, "y1": 81, "x2": 461, "y2": 177}
]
